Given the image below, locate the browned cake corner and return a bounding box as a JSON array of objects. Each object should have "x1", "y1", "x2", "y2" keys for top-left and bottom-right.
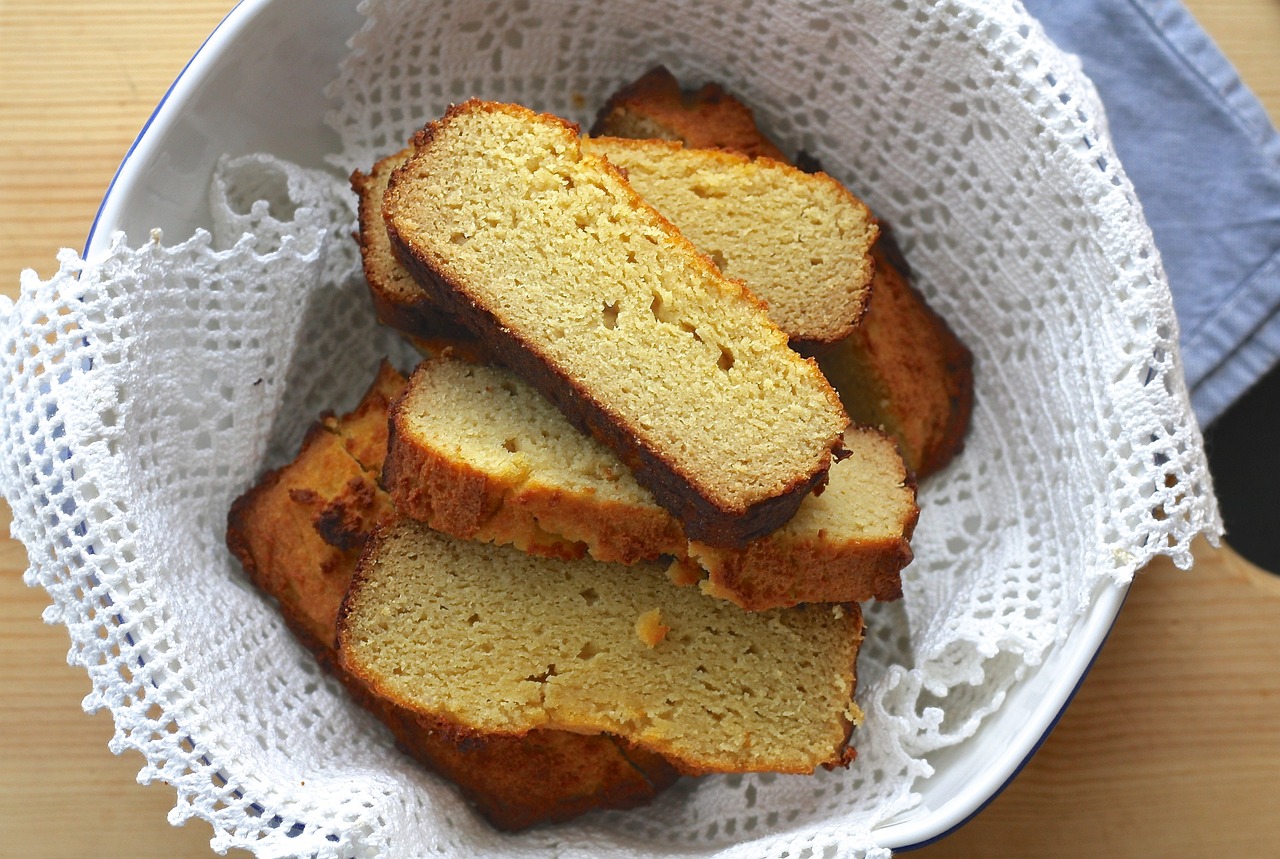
[
  {"x1": 382, "y1": 99, "x2": 847, "y2": 548},
  {"x1": 226, "y1": 363, "x2": 677, "y2": 829},
  {"x1": 385, "y1": 356, "x2": 916, "y2": 609},
  {"x1": 591, "y1": 65, "x2": 789, "y2": 161},
  {"x1": 691, "y1": 424, "x2": 917, "y2": 609},
  {"x1": 326, "y1": 359, "x2": 410, "y2": 473},
  {"x1": 582, "y1": 136, "x2": 879, "y2": 349},
  {"x1": 816, "y1": 247, "x2": 975, "y2": 478},
  {"x1": 351, "y1": 149, "x2": 487, "y2": 358},
  {"x1": 226, "y1": 429, "x2": 396, "y2": 656},
  {"x1": 336, "y1": 521, "x2": 865, "y2": 776},
  {"x1": 346, "y1": 688, "x2": 679, "y2": 830}
]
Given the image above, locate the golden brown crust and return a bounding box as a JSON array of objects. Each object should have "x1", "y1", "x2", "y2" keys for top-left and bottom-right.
[
  {"x1": 592, "y1": 66, "x2": 789, "y2": 161},
  {"x1": 383, "y1": 362, "x2": 689, "y2": 564},
  {"x1": 325, "y1": 359, "x2": 411, "y2": 472},
  {"x1": 694, "y1": 524, "x2": 912, "y2": 610},
  {"x1": 341, "y1": 672, "x2": 679, "y2": 830},
  {"x1": 228, "y1": 365, "x2": 678, "y2": 828},
  {"x1": 384, "y1": 438, "x2": 688, "y2": 564},
  {"x1": 383, "y1": 100, "x2": 843, "y2": 548},
  {"x1": 227, "y1": 421, "x2": 395, "y2": 656},
  {"x1": 594, "y1": 71, "x2": 973, "y2": 477},
  {"x1": 382, "y1": 409, "x2": 509, "y2": 542},
  {"x1": 351, "y1": 151, "x2": 486, "y2": 352},
  {"x1": 817, "y1": 247, "x2": 974, "y2": 478},
  {"x1": 692, "y1": 426, "x2": 918, "y2": 610}
]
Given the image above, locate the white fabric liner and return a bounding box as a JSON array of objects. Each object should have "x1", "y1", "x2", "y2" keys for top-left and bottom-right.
[{"x1": 0, "y1": 0, "x2": 1221, "y2": 856}]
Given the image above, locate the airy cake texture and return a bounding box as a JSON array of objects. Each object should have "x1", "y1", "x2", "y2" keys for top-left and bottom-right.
[
  {"x1": 593, "y1": 70, "x2": 974, "y2": 477},
  {"x1": 581, "y1": 136, "x2": 878, "y2": 349},
  {"x1": 359, "y1": 138, "x2": 878, "y2": 352},
  {"x1": 226, "y1": 364, "x2": 678, "y2": 830},
  {"x1": 384, "y1": 356, "x2": 916, "y2": 608},
  {"x1": 591, "y1": 65, "x2": 788, "y2": 161},
  {"x1": 337, "y1": 520, "x2": 864, "y2": 775},
  {"x1": 382, "y1": 99, "x2": 848, "y2": 547}
]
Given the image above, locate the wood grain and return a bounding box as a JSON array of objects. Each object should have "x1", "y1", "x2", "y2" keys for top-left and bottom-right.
[
  {"x1": 1, "y1": 1, "x2": 1277, "y2": 856},
  {"x1": 0, "y1": 5, "x2": 242, "y2": 855},
  {"x1": 910, "y1": 544, "x2": 1280, "y2": 857}
]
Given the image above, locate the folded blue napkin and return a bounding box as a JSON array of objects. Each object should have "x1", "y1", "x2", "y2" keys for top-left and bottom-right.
[{"x1": 1023, "y1": 0, "x2": 1280, "y2": 425}]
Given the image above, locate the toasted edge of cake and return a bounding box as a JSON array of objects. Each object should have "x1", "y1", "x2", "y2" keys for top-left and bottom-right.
[
  {"x1": 384, "y1": 356, "x2": 916, "y2": 609},
  {"x1": 225, "y1": 362, "x2": 678, "y2": 829},
  {"x1": 381, "y1": 99, "x2": 847, "y2": 548},
  {"x1": 591, "y1": 65, "x2": 788, "y2": 161},
  {"x1": 336, "y1": 519, "x2": 864, "y2": 775}
]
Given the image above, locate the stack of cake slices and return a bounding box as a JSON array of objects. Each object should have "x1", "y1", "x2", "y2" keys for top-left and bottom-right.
[{"x1": 228, "y1": 68, "x2": 973, "y2": 831}]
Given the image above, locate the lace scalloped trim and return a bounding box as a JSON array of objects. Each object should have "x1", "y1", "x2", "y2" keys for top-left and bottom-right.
[{"x1": 0, "y1": 0, "x2": 1220, "y2": 856}]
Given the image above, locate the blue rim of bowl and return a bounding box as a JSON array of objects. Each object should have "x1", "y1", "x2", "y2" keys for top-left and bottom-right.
[
  {"x1": 76, "y1": 1, "x2": 1137, "y2": 849},
  {"x1": 893, "y1": 584, "x2": 1131, "y2": 851},
  {"x1": 82, "y1": 0, "x2": 248, "y2": 258}
]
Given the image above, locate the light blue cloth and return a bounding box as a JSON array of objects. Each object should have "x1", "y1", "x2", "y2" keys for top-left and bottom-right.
[{"x1": 1022, "y1": 0, "x2": 1280, "y2": 425}]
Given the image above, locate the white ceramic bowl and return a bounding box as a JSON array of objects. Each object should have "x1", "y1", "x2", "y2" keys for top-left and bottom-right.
[{"x1": 80, "y1": 0, "x2": 1159, "y2": 853}]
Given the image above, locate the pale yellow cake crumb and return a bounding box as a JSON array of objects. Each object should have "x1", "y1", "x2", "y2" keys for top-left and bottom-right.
[
  {"x1": 665, "y1": 558, "x2": 703, "y2": 587},
  {"x1": 634, "y1": 608, "x2": 670, "y2": 648}
]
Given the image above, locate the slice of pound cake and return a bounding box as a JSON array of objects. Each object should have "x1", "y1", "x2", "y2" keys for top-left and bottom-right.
[
  {"x1": 581, "y1": 136, "x2": 879, "y2": 349},
  {"x1": 350, "y1": 150, "x2": 486, "y2": 359},
  {"x1": 226, "y1": 364, "x2": 678, "y2": 830},
  {"x1": 381, "y1": 100, "x2": 848, "y2": 548},
  {"x1": 593, "y1": 71, "x2": 974, "y2": 477},
  {"x1": 384, "y1": 357, "x2": 916, "y2": 608},
  {"x1": 591, "y1": 65, "x2": 788, "y2": 161},
  {"x1": 336, "y1": 520, "x2": 865, "y2": 775}
]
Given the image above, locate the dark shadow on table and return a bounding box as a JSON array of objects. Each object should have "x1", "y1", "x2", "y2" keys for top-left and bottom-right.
[{"x1": 1204, "y1": 360, "x2": 1280, "y2": 574}]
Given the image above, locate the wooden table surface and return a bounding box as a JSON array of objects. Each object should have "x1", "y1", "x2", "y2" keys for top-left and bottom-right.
[{"x1": 2, "y1": 2, "x2": 1278, "y2": 856}]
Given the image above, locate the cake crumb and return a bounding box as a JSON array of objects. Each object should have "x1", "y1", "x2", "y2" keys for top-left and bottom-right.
[
  {"x1": 665, "y1": 558, "x2": 703, "y2": 587},
  {"x1": 634, "y1": 608, "x2": 669, "y2": 648}
]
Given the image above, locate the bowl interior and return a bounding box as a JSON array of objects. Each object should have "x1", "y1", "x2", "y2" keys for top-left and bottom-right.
[
  {"x1": 85, "y1": 0, "x2": 1137, "y2": 852},
  {"x1": 87, "y1": 0, "x2": 364, "y2": 259}
]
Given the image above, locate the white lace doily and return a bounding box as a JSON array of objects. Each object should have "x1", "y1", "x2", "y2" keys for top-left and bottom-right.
[{"x1": 0, "y1": 1, "x2": 1221, "y2": 857}]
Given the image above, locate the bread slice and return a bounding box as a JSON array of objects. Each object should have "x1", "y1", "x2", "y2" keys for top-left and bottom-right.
[
  {"x1": 816, "y1": 247, "x2": 974, "y2": 476},
  {"x1": 594, "y1": 72, "x2": 974, "y2": 477},
  {"x1": 591, "y1": 66, "x2": 788, "y2": 161},
  {"x1": 351, "y1": 150, "x2": 485, "y2": 359},
  {"x1": 227, "y1": 361, "x2": 405, "y2": 655},
  {"x1": 360, "y1": 139, "x2": 877, "y2": 352},
  {"x1": 336, "y1": 519, "x2": 864, "y2": 775},
  {"x1": 226, "y1": 364, "x2": 678, "y2": 829},
  {"x1": 382, "y1": 99, "x2": 848, "y2": 547},
  {"x1": 581, "y1": 136, "x2": 878, "y2": 349},
  {"x1": 384, "y1": 357, "x2": 915, "y2": 608}
]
